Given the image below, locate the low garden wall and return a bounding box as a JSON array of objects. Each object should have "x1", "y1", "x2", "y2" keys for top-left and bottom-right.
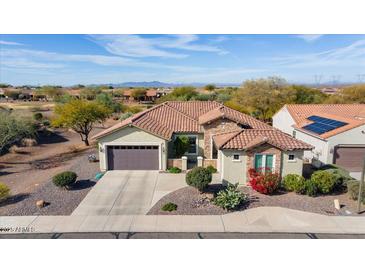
[{"x1": 167, "y1": 159, "x2": 182, "y2": 169}]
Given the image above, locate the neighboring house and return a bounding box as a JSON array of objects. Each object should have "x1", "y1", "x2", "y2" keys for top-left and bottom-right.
[
  {"x1": 273, "y1": 104, "x2": 365, "y2": 176},
  {"x1": 93, "y1": 101, "x2": 312, "y2": 184},
  {"x1": 320, "y1": 87, "x2": 340, "y2": 95}
]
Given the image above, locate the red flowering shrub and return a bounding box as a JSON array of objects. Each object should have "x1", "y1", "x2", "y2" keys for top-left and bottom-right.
[{"x1": 248, "y1": 168, "x2": 280, "y2": 194}]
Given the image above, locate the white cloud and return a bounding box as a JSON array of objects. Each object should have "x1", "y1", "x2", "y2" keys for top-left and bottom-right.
[
  {"x1": 0, "y1": 40, "x2": 23, "y2": 46},
  {"x1": 268, "y1": 39, "x2": 365, "y2": 68},
  {"x1": 89, "y1": 34, "x2": 228, "y2": 58},
  {"x1": 296, "y1": 34, "x2": 323, "y2": 42}
]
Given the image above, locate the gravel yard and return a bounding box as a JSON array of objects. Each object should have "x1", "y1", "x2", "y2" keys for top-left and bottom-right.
[
  {"x1": 0, "y1": 149, "x2": 100, "y2": 216},
  {"x1": 148, "y1": 184, "x2": 363, "y2": 216}
]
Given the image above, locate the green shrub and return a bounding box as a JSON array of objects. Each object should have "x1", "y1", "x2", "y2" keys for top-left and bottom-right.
[
  {"x1": 282, "y1": 174, "x2": 306, "y2": 193},
  {"x1": 214, "y1": 183, "x2": 248, "y2": 210},
  {"x1": 0, "y1": 183, "x2": 10, "y2": 201},
  {"x1": 320, "y1": 165, "x2": 353, "y2": 190},
  {"x1": 167, "y1": 167, "x2": 182, "y2": 173},
  {"x1": 310, "y1": 170, "x2": 336, "y2": 194},
  {"x1": 52, "y1": 171, "x2": 77, "y2": 189},
  {"x1": 161, "y1": 202, "x2": 178, "y2": 212},
  {"x1": 304, "y1": 179, "x2": 318, "y2": 197},
  {"x1": 33, "y1": 112, "x2": 43, "y2": 121},
  {"x1": 42, "y1": 120, "x2": 50, "y2": 126},
  {"x1": 206, "y1": 165, "x2": 217, "y2": 174},
  {"x1": 173, "y1": 135, "x2": 189, "y2": 158},
  {"x1": 120, "y1": 112, "x2": 133, "y2": 121},
  {"x1": 186, "y1": 167, "x2": 212, "y2": 192},
  {"x1": 347, "y1": 180, "x2": 365, "y2": 204}
]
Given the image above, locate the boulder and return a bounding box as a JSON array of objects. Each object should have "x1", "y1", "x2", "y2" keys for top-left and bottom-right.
[{"x1": 36, "y1": 200, "x2": 46, "y2": 208}]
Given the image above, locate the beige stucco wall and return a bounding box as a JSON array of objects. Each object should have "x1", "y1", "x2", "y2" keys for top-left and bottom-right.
[
  {"x1": 97, "y1": 125, "x2": 168, "y2": 171},
  {"x1": 220, "y1": 148, "x2": 305, "y2": 185},
  {"x1": 281, "y1": 150, "x2": 304, "y2": 177},
  {"x1": 220, "y1": 150, "x2": 247, "y2": 185}
]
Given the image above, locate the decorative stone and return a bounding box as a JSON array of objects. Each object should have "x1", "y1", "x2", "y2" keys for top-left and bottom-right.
[
  {"x1": 202, "y1": 193, "x2": 214, "y2": 200},
  {"x1": 36, "y1": 200, "x2": 46, "y2": 208}
]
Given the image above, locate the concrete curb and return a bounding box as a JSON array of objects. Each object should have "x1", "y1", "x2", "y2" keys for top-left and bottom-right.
[{"x1": 1, "y1": 207, "x2": 365, "y2": 234}]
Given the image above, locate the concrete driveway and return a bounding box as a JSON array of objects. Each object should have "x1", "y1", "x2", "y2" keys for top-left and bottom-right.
[{"x1": 72, "y1": 170, "x2": 191, "y2": 216}]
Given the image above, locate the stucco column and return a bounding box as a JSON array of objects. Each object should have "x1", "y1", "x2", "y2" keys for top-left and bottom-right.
[
  {"x1": 197, "y1": 156, "x2": 203, "y2": 167},
  {"x1": 181, "y1": 156, "x2": 188, "y2": 171}
]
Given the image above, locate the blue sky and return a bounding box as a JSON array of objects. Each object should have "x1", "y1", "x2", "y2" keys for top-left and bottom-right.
[{"x1": 0, "y1": 34, "x2": 364, "y2": 86}]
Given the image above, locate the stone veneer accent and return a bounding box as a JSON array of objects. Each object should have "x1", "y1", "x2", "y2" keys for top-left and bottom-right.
[
  {"x1": 202, "y1": 118, "x2": 241, "y2": 159},
  {"x1": 203, "y1": 159, "x2": 217, "y2": 169},
  {"x1": 246, "y1": 144, "x2": 282, "y2": 180},
  {"x1": 167, "y1": 159, "x2": 182, "y2": 169}
]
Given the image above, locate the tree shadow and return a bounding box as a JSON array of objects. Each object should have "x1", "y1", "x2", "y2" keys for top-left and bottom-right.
[
  {"x1": 70, "y1": 179, "x2": 96, "y2": 191},
  {"x1": 0, "y1": 193, "x2": 30, "y2": 207},
  {"x1": 37, "y1": 131, "x2": 69, "y2": 145},
  {"x1": 0, "y1": 170, "x2": 17, "y2": 176}
]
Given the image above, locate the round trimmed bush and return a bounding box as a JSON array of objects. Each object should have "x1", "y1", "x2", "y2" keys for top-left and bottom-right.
[
  {"x1": 310, "y1": 170, "x2": 336, "y2": 194},
  {"x1": 282, "y1": 174, "x2": 305, "y2": 193},
  {"x1": 52, "y1": 171, "x2": 77, "y2": 189},
  {"x1": 186, "y1": 167, "x2": 212, "y2": 192},
  {"x1": 0, "y1": 183, "x2": 10, "y2": 201},
  {"x1": 33, "y1": 112, "x2": 43, "y2": 121},
  {"x1": 206, "y1": 165, "x2": 217, "y2": 174},
  {"x1": 347, "y1": 180, "x2": 365, "y2": 203},
  {"x1": 304, "y1": 179, "x2": 318, "y2": 197}
]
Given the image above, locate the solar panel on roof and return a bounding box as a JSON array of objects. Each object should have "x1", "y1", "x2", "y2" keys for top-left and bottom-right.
[{"x1": 303, "y1": 115, "x2": 348, "y2": 135}]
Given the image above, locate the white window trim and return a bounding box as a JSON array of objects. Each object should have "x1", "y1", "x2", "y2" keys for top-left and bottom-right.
[
  {"x1": 287, "y1": 154, "x2": 297, "y2": 163},
  {"x1": 254, "y1": 153, "x2": 276, "y2": 172},
  {"x1": 232, "y1": 153, "x2": 241, "y2": 162}
]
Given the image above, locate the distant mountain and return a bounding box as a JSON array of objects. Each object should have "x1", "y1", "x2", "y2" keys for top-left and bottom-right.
[
  {"x1": 113, "y1": 81, "x2": 173, "y2": 88},
  {"x1": 111, "y1": 81, "x2": 240, "y2": 88}
]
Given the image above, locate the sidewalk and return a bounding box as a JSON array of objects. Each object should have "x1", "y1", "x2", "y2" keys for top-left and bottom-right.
[{"x1": 1, "y1": 207, "x2": 365, "y2": 234}]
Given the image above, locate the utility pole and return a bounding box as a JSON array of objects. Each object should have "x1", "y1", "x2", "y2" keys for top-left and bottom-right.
[
  {"x1": 358, "y1": 157, "x2": 365, "y2": 214},
  {"x1": 314, "y1": 75, "x2": 322, "y2": 86},
  {"x1": 357, "y1": 74, "x2": 365, "y2": 83}
]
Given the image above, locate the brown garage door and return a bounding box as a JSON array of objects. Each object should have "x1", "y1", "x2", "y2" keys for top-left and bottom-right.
[
  {"x1": 107, "y1": 145, "x2": 159, "y2": 170},
  {"x1": 334, "y1": 146, "x2": 365, "y2": 172}
]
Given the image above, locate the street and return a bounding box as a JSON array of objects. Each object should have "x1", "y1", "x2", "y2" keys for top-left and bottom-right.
[{"x1": 1, "y1": 232, "x2": 365, "y2": 239}]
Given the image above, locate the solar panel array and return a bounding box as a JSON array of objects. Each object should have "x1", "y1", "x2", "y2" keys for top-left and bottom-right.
[{"x1": 302, "y1": 115, "x2": 348, "y2": 135}]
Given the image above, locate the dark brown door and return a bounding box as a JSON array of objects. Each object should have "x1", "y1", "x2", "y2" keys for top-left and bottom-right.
[
  {"x1": 107, "y1": 145, "x2": 159, "y2": 170},
  {"x1": 334, "y1": 146, "x2": 365, "y2": 172}
]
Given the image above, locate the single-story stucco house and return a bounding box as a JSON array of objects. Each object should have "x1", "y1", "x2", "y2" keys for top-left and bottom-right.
[
  {"x1": 273, "y1": 104, "x2": 365, "y2": 178},
  {"x1": 93, "y1": 101, "x2": 313, "y2": 184}
]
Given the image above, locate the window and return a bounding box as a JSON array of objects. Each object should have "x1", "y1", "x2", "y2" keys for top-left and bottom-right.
[
  {"x1": 187, "y1": 136, "x2": 197, "y2": 154},
  {"x1": 254, "y1": 154, "x2": 274, "y2": 172},
  {"x1": 233, "y1": 154, "x2": 240, "y2": 161},
  {"x1": 288, "y1": 154, "x2": 296, "y2": 162},
  {"x1": 292, "y1": 130, "x2": 296, "y2": 138}
]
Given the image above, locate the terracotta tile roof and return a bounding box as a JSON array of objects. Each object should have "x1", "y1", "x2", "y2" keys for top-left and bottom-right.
[
  {"x1": 123, "y1": 89, "x2": 133, "y2": 96},
  {"x1": 213, "y1": 129, "x2": 313, "y2": 151},
  {"x1": 146, "y1": 89, "x2": 157, "y2": 97},
  {"x1": 285, "y1": 104, "x2": 365, "y2": 138},
  {"x1": 93, "y1": 101, "x2": 302, "y2": 150}
]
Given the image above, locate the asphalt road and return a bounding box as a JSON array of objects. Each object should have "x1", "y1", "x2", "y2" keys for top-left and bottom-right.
[{"x1": 1, "y1": 232, "x2": 365, "y2": 239}]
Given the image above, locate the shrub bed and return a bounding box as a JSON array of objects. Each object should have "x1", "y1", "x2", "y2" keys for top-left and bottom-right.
[
  {"x1": 186, "y1": 167, "x2": 212, "y2": 192},
  {"x1": 52, "y1": 171, "x2": 77, "y2": 189}
]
